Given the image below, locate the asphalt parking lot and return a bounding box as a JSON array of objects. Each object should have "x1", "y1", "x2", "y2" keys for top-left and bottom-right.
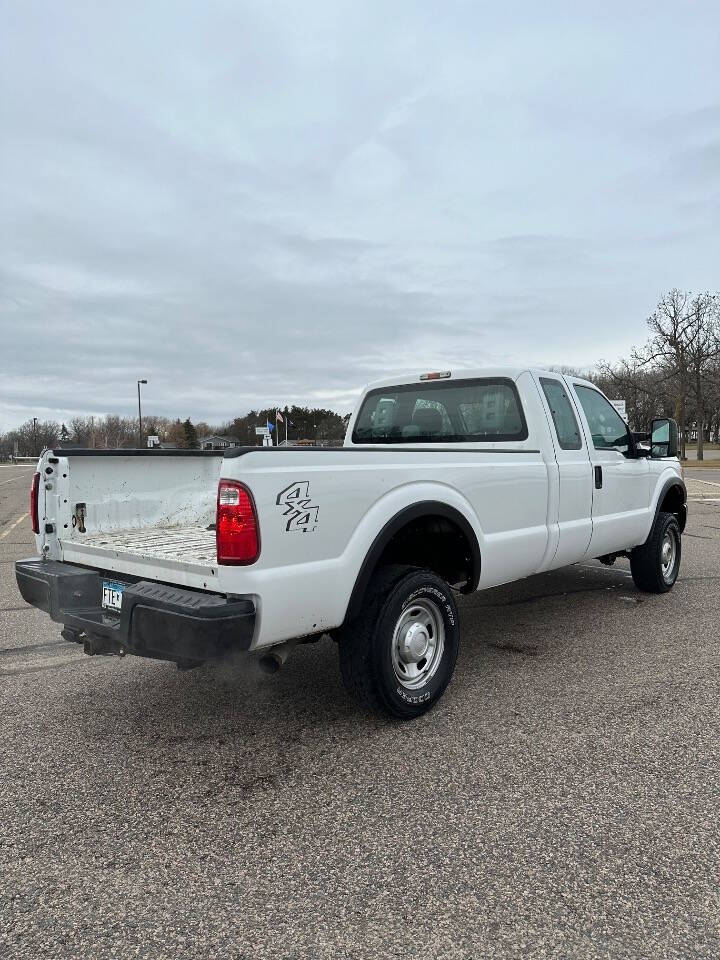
[{"x1": 1, "y1": 463, "x2": 719, "y2": 959}]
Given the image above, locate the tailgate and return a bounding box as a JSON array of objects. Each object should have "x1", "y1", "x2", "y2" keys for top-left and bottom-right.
[{"x1": 37, "y1": 449, "x2": 225, "y2": 591}]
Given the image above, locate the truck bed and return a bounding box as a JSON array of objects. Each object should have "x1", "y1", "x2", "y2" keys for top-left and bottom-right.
[{"x1": 60, "y1": 525, "x2": 219, "y2": 590}]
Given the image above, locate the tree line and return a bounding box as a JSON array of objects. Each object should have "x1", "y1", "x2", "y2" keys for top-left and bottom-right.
[
  {"x1": 2, "y1": 288, "x2": 718, "y2": 460},
  {"x1": 219, "y1": 406, "x2": 349, "y2": 447},
  {"x1": 0, "y1": 406, "x2": 350, "y2": 458}
]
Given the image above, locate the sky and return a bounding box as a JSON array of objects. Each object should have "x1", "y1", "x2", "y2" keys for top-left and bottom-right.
[{"x1": 1, "y1": 0, "x2": 719, "y2": 431}]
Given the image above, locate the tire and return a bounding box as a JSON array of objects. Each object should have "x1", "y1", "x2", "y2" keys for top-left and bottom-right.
[
  {"x1": 630, "y1": 511, "x2": 681, "y2": 593},
  {"x1": 338, "y1": 565, "x2": 460, "y2": 719}
]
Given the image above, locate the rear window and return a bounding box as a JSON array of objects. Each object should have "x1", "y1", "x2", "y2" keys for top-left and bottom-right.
[{"x1": 352, "y1": 378, "x2": 528, "y2": 444}]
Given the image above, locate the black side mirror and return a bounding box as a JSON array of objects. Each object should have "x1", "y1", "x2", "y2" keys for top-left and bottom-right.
[{"x1": 650, "y1": 418, "x2": 679, "y2": 458}]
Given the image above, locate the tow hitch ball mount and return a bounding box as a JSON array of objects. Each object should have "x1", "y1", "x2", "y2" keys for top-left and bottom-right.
[{"x1": 61, "y1": 626, "x2": 125, "y2": 657}]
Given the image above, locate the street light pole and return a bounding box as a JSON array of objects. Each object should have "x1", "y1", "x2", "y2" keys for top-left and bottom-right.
[
  {"x1": 137, "y1": 379, "x2": 147, "y2": 448},
  {"x1": 33, "y1": 417, "x2": 38, "y2": 457}
]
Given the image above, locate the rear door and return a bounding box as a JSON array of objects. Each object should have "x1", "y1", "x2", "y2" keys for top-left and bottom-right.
[
  {"x1": 566, "y1": 378, "x2": 650, "y2": 556},
  {"x1": 533, "y1": 374, "x2": 593, "y2": 567}
]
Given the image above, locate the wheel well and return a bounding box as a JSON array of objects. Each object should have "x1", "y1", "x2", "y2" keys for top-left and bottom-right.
[
  {"x1": 345, "y1": 503, "x2": 480, "y2": 623},
  {"x1": 377, "y1": 515, "x2": 475, "y2": 588},
  {"x1": 660, "y1": 483, "x2": 687, "y2": 533}
]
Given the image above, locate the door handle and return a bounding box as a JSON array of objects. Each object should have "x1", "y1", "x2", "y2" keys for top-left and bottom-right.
[{"x1": 594, "y1": 466, "x2": 603, "y2": 489}]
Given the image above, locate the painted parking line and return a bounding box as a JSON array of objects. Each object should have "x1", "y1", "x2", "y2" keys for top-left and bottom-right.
[
  {"x1": 1, "y1": 473, "x2": 33, "y2": 485},
  {"x1": 686, "y1": 477, "x2": 720, "y2": 487},
  {"x1": 0, "y1": 514, "x2": 29, "y2": 540}
]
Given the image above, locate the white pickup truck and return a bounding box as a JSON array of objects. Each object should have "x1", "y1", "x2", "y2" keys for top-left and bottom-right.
[{"x1": 17, "y1": 368, "x2": 686, "y2": 717}]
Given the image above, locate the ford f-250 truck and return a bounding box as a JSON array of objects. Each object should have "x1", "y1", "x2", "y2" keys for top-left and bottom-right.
[{"x1": 16, "y1": 368, "x2": 686, "y2": 718}]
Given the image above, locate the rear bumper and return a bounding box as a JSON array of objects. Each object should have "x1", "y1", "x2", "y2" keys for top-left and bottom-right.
[{"x1": 15, "y1": 558, "x2": 255, "y2": 663}]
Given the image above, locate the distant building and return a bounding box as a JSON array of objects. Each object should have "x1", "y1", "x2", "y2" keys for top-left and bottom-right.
[{"x1": 197, "y1": 435, "x2": 242, "y2": 451}]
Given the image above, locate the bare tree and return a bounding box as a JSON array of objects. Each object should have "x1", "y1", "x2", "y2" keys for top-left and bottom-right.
[
  {"x1": 594, "y1": 357, "x2": 672, "y2": 430},
  {"x1": 633, "y1": 290, "x2": 697, "y2": 458},
  {"x1": 6, "y1": 419, "x2": 60, "y2": 456},
  {"x1": 687, "y1": 292, "x2": 720, "y2": 459},
  {"x1": 70, "y1": 416, "x2": 93, "y2": 446}
]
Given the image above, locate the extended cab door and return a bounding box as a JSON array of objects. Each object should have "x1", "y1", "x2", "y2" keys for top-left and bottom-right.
[
  {"x1": 565, "y1": 377, "x2": 650, "y2": 557},
  {"x1": 533, "y1": 374, "x2": 593, "y2": 568}
]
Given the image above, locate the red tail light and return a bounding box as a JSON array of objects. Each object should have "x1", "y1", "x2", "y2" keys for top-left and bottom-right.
[
  {"x1": 30, "y1": 472, "x2": 40, "y2": 534},
  {"x1": 216, "y1": 480, "x2": 260, "y2": 565}
]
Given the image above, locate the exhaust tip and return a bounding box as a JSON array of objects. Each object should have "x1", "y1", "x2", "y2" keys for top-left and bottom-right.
[
  {"x1": 258, "y1": 655, "x2": 281, "y2": 675},
  {"x1": 257, "y1": 640, "x2": 298, "y2": 674}
]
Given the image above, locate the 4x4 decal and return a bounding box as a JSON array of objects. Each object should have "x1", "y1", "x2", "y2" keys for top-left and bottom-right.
[{"x1": 276, "y1": 481, "x2": 319, "y2": 533}]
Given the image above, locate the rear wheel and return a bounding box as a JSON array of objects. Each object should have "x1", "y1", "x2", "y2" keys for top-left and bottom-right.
[
  {"x1": 338, "y1": 565, "x2": 460, "y2": 719},
  {"x1": 630, "y1": 511, "x2": 681, "y2": 593}
]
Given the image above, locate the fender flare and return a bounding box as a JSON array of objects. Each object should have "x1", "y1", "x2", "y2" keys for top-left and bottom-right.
[
  {"x1": 344, "y1": 500, "x2": 481, "y2": 623},
  {"x1": 650, "y1": 476, "x2": 687, "y2": 536}
]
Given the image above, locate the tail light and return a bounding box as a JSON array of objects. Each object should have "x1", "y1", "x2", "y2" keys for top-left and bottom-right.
[
  {"x1": 216, "y1": 479, "x2": 260, "y2": 565},
  {"x1": 30, "y1": 472, "x2": 40, "y2": 534}
]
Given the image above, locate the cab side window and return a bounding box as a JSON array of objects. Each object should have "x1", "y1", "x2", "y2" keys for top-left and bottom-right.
[
  {"x1": 540, "y1": 378, "x2": 582, "y2": 450},
  {"x1": 573, "y1": 385, "x2": 630, "y2": 454}
]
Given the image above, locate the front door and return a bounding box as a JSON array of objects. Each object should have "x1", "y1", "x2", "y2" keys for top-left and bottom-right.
[{"x1": 566, "y1": 378, "x2": 650, "y2": 557}]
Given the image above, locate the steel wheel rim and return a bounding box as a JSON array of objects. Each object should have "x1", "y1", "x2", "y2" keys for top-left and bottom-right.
[
  {"x1": 391, "y1": 598, "x2": 445, "y2": 690},
  {"x1": 661, "y1": 530, "x2": 677, "y2": 581}
]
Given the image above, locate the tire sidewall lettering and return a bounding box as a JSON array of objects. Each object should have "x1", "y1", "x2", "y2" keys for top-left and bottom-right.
[{"x1": 401, "y1": 585, "x2": 456, "y2": 628}]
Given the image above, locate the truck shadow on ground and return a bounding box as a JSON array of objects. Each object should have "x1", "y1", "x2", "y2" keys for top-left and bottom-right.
[
  {"x1": 29, "y1": 556, "x2": 687, "y2": 807},
  {"x1": 57, "y1": 558, "x2": 642, "y2": 739},
  {"x1": 457, "y1": 559, "x2": 642, "y2": 657}
]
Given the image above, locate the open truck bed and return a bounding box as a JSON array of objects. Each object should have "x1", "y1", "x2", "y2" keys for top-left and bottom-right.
[
  {"x1": 42, "y1": 449, "x2": 224, "y2": 591},
  {"x1": 61, "y1": 525, "x2": 218, "y2": 587},
  {"x1": 15, "y1": 448, "x2": 252, "y2": 665}
]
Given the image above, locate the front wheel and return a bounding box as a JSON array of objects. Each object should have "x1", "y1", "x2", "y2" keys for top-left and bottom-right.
[
  {"x1": 338, "y1": 565, "x2": 460, "y2": 719},
  {"x1": 630, "y1": 511, "x2": 681, "y2": 593}
]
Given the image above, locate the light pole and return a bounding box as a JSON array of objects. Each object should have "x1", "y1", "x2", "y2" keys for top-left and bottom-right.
[
  {"x1": 32, "y1": 417, "x2": 38, "y2": 456},
  {"x1": 137, "y1": 379, "x2": 147, "y2": 448}
]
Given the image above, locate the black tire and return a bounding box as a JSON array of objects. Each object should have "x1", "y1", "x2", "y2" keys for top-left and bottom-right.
[
  {"x1": 338, "y1": 565, "x2": 460, "y2": 719},
  {"x1": 630, "y1": 511, "x2": 681, "y2": 593}
]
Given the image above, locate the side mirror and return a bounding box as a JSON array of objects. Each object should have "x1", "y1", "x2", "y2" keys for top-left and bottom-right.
[{"x1": 650, "y1": 418, "x2": 679, "y2": 458}]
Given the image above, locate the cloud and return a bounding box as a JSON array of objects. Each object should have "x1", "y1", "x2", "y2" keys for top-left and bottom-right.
[{"x1": 1, "y1": 0, "x2": 719, "y2": 430}]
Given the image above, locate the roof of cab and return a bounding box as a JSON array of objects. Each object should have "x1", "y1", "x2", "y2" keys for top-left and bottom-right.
[{"x1": 361, "y1": 367, "x2": 597, "y2": 392}]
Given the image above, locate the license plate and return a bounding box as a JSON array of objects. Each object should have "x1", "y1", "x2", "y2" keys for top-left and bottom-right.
[{"x1": 101, "y1": 580, "x2": 126, "y2": 611}]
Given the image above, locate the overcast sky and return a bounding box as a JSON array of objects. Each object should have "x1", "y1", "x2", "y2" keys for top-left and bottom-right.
[{"x1": 1, "y1": 0, "x2": 718, "y2": 431}]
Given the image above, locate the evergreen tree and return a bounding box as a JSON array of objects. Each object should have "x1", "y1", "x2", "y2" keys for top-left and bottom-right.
[{"x1": 183, "y1": 418, "x2": 198, "y2": 449}]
